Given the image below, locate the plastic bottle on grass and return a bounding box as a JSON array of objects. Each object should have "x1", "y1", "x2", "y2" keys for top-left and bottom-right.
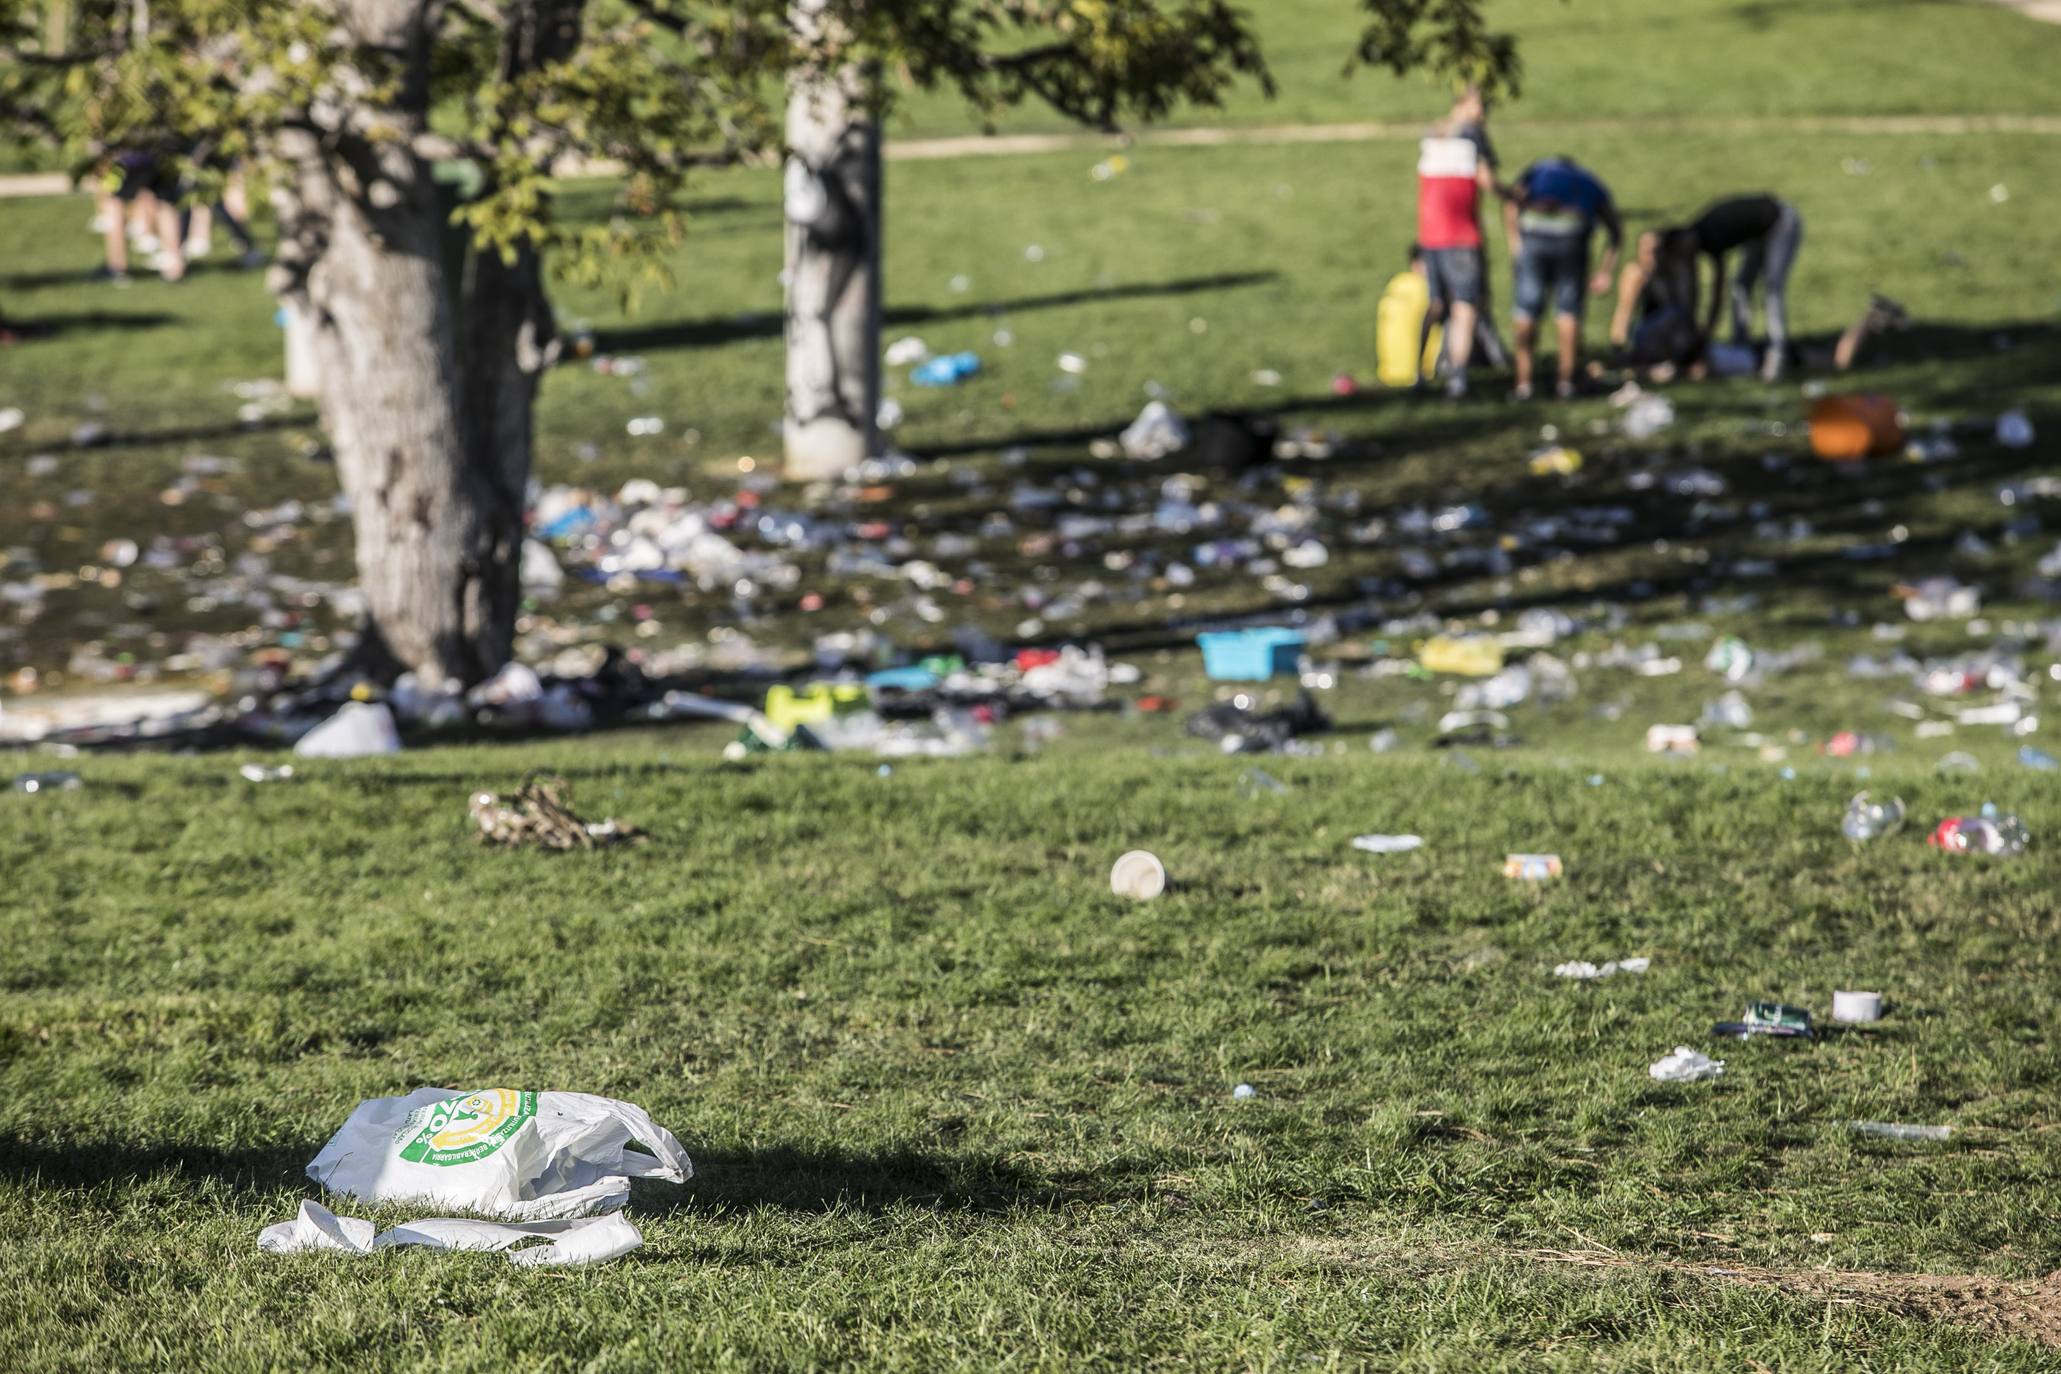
[
  {"x1": 1851, "y1": 1121, "x2": 1951, "y2": 1142},
  {"x1": 1841, "y1": 792, "x2": 1905, "y2": 842}
]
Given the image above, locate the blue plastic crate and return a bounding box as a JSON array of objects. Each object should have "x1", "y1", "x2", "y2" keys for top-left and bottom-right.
[{"x1": 1197, "y1": 627, "x2": 1306, "y2": 681}]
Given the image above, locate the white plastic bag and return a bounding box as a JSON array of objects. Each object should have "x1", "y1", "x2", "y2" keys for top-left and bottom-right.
[
  {"x1": 1119, "y1": 401, "x2": 1190, "y2": 460},
  {"x1": 1649, "y1": 1046, "x2": 1725, "y2": 1082},
  {"x1": 260, "y1": 1200, "x2": 644, "y2": 1268},
  {"x1": 294, "y1": 701, "x2": 402, "y2": 758},
  {"x1": 306, "y1": 1087, "x2": 691, "y2": 1219}
]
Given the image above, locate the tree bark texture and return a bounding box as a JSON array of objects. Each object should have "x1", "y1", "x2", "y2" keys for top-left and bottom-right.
[
  {"x1": 264, "y1": 0, "x2": 576, "y2": 688},
  {"x1": 783, "y1": 1, "x2": 882, "y2": 481}
]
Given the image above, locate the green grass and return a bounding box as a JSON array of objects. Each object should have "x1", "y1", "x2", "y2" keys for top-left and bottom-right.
[
  {"x1": 885, "y1": 0, "x2": 2061, "y2": 137},
  {"x1": 4, "y1": 3, "x2": 2061, "y2": 1369},
  {"x1": 2, "y1": 741, "x2": 2059, "y2": 1370}
]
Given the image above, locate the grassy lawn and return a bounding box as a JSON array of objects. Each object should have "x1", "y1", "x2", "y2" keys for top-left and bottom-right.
[
  {"x1": 3, "y1": 2, "x2": 2061, "y2": 1370},
  {"x1": 3, "y1": 742, "x2": 2060, "y2": 1370}
]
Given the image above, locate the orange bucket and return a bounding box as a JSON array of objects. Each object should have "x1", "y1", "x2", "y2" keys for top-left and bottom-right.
[{"x1": 1809, "y1": 394, "x2": 1904, "y2": 461}]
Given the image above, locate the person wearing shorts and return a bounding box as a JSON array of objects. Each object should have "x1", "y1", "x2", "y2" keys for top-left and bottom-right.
[
  {"x1": 1503, "y1": 156, "x2": 1620, "y2": 399},
  {"x1": 1413, "y1": 86, "x2": 1506, "y2": 398}
]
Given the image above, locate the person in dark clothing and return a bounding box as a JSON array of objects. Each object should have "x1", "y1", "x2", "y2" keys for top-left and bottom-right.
[{"x1": 1613, "y1": 194, "x2": 1804, "y2": 381}]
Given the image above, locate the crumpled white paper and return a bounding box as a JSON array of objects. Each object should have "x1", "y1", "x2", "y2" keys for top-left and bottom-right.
[{"x1": 1554, "y1": 957, "x2": 1651, "y2": 980}]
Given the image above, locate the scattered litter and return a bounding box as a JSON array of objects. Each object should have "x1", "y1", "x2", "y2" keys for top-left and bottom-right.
[
  {"x1": 1649, "y1": 1046, "x2": 1724, "y2": 1082},
  {"x1": 1504, "y1": 853, "x2": 1563, "y2": 880},
  {"x1": 11, "y1": 771, "x2": 80, "y2": 794},
  {"x1": 1851, "y1": 1121, "x2": 1951, "y2": 1142},
  {"x1": 1238, "y1": 767, "x2": 1287, "y2": 798},
  {"x1": 238, "y1": 763, "x2": 295, "y2": 783},
  {"x1": 301, "y1": 1087, "x2": 690, "y2": 1219},
  {"x1": 1715, "y1": 1001, "x2": 1814, "y2": 1039},
  {"x1": 1185, "y1": 691, "x2": 1329, "y2": 753},
  {"x1": 1553, "y1": 957, "x2": 1649, "y2": 979},
  {"x1": 1351, "y1": 833, "x2": 1423, "y2": 854},
  {"x1": 1809, "y1": 394, "x2": 1902, "y2": 460},
  {"x1": 911, "y1": 352, "x2": 981, "y2": 387},
  {"x1": 259, "y1": 1199, "x2": 645, "y2": 1268},
  {"x1": 884, "y1": 336, "x2": 930, "y2": 367},
  {"x1": 1231, "y1": 1083, "x2": 1257, "y2": 1101},
  {"x1": 1928, "y1": 812, "x2": 2029, "y2": 855},
  {"x1": 1198, "y1": 627, "x2": 1305, "y2": 681},
  {"x1": 1704, "y1": 636, "x2": 1754, "y2": 682},
  {"x1": 1528, "y1": 445, "x2": 1583, "y2": 477},
  {"x1": 1119, "y1": 401, "x2": 1190, "y2": 460},
  {"x1": 1645, "y1": 724, "x2": 1700, "y2": 754},
  {"x1": 1111, "y1": 849, "x2": 1167, "y2": 900},
  {"x1": 472, "y1": 775, "x2": 646, "y2": 850},
  {"x1": 1702, "y1": 691, "x2": 1753, "y2": 730},
  {"x1": 294, "y1": 701, "x2": 401, "y2": 759},
  {"x1": 1832, "y1": 990, "x2": 1883, "y2": 1023},
  {"x1": 2020, "y1": 744, "x2": 2059, "y2": 771},
  {"x1": 1842, "y1": 792, "x2": 1905, "y2": 842},
  {"x1": 1898, "y1": 576, "x2": 1980, "y2": 622},
  {"x1": 1994, "y1": 409, "x2": 2035, "y2": 449},
  {"x1": 1418, "y1": 635, "x2": 1503, "y2": 677},
  {"x1": 1821, "y1": 730, "x2": 1879, "y2": 758},
  {"x1": 1620, "y1": 394, "x2": 1674, "y2": 440}
]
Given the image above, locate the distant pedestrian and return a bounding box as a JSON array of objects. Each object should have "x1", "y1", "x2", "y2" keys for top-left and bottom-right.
[
  {"x1": 1413, "y1": 85, "x2": 1507, "y2": 399},
  {"x1": 1503, "y1": 155, "x2": 1622, "y2": 399}
]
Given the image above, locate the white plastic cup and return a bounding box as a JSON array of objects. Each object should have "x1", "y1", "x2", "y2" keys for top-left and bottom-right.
[
  {"x1": 1110, "y1": 850, "x2": 1168, "y2": 900},
  {"x1": 1832, "y1": 990, "x2": 1883, "y2": 1023}
]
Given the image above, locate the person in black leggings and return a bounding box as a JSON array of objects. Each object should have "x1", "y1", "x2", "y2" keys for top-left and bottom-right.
[{"x1": 1614, "y1": 194, "x2": 1804, "y2": 381}]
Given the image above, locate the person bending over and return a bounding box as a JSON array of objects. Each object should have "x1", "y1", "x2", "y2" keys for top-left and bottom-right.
[{"x1": 1613, "y1": 194, "x2": 1803, "y2": 382}]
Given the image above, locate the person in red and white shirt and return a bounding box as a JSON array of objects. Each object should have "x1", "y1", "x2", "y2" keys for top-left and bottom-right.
[{"x1": 1414, "y1": 86, "x2": 1509, "y2": 398}]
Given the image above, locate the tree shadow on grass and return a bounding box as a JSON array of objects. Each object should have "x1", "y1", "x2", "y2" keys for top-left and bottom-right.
[
  {"x1": 1, "y1": 308, "x2": 177, "y2": 340},
  {"x1": 0, "y1": 412, "x2": 314, "y2": 461},
  {"x1": 0, "y1": 1133, "x2": 1107, "y2": 1216},
  {"x1": 647, "y1": 1142, "x2": 1103, "y2": 1216},
  {"x1": 591, "y1": 271, "x2": 1277, "y2": 355},
  {"x1": 0, "y1": 1133, "x2": 305, "y2": 1193}
]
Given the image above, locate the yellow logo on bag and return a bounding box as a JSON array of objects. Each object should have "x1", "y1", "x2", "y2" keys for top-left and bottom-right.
[{"x1": 395, "y1": 1089, "x2": 537, "y2": 1167}]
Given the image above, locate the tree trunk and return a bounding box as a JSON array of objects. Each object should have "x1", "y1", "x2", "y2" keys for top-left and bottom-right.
[
  {"x1": 783, "y1": 1, "x2": 882, "y2": 482},
  {"x1": 261, "y1": 0, "x2": 577, "y2": 689},
  {"x1": 270, "y1": 125, "x2": 521, "y2": 690}
]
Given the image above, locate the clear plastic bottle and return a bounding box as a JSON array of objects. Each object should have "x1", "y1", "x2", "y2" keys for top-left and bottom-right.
[
  {"x1": 1851, "y1": 1121, "x2": 1951, "y2": 1142},
  {"x1": 1841, "y1": 791, "x2": 1905, "y2": 842},
  {"x1": 1238, "y1": 768, "x2": 1288, "y2": 798}
]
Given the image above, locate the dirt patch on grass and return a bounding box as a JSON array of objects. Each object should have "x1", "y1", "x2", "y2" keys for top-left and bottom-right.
[
  {"x1": 1536, "y1": 1249, "x2": 2061, "y2": 1350},
  {"x1": 1173, "y1": 1236, "x2": 2061, "y2": 1349}
]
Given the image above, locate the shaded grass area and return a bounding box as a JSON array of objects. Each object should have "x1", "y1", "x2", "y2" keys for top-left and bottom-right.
[
  {"x1": 0, "y1": 129, "x2": 2057, "y2": 685},
  {"x1": 0, "y1": 742, "x2": 2058, "y2": 1369}
]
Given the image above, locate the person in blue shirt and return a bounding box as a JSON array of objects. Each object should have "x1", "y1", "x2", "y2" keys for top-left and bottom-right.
[{"x1": 1501, "y1": 156, "x2": 1622, "y2": 399}]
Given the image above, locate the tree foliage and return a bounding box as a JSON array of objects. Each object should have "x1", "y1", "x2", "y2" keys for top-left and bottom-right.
[{"x1": 2, "y1": 1, "x2": 1517, "y2": 289}]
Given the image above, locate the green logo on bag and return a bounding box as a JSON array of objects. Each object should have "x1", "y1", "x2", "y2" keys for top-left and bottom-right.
[{"x1": 395, "y1": 1089, "x2": 537, "y2": 1166}]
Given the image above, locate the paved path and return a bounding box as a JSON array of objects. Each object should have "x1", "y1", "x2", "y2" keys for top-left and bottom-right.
[{"x1": 5, "y1": 112, "x2": 2058, "y2": 198}]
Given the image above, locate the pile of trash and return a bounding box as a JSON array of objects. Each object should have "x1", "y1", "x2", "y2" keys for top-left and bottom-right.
[{"x1": 471, "y1": 775, "x2": 646, "y2": 850}]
